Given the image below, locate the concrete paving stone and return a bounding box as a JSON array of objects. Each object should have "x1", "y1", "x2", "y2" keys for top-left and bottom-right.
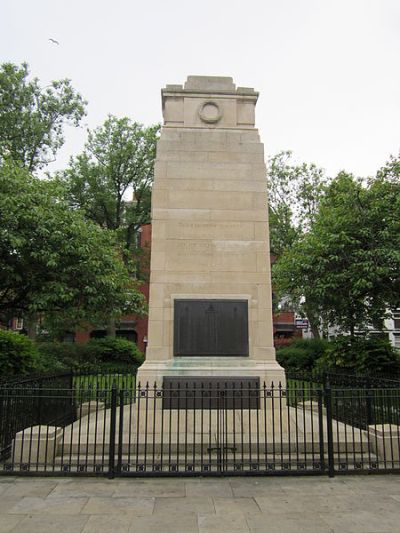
[
  {"x1": 329, "y1": 493, "x2": 400, "y2": 513},
  {"x1": 343, "y1": 475, "x2": 400, "y2": 495},
  {"x1": 198, "y1": 513, "x2": 250, "y2": 532},
  {"x1": 277, "y1": 478, "x2": 347, "y2": 494},
  {"x1": 8, "y1": 496, "x2": 88, "y2": 515},
  {"x1": 213, "y1": 497, "x2": 260, "y2": 515},
  {"x1": 114, "y1": 479, "x2": 185, "y2": 497},
  {"x1": 0, "y1": 497, "x2": 25, "y2": 514},
  {"x1": 153, "y1": 496, "x2": 215, "y2": 515},
  {"x1": 0, "y1": 484, "x2": 14, "y2": 496},
  {"x1": 9, "y1": 514, "x2": 89, "y2": 533},
  {"x1": 254, "y1": 493, "x2": 335, "y2": 514},
  {"x1": 81, "y1": 496, "x2": 154, "y2": 516},
  {"x1": 48, "y1": 481, "x2": 116, "y2": 498},
  {"x1": 0, "y1": 515, "x2": 25, "y2": 533},
  {"x1": 185, "y1": 479, "x2": 234, "y2": 497},
  {"x1": 0, "y1": 477, "x2": 16, "y2": 482},
  {"x1": 128, "y1": 512, "x2": 199, "y2": 532},
  {"x1": 3, "y1": 480, "x2": 57, "y2": 498},
  {"x1": 320, "y1": 509, "x2": 400, "y2": 532},
  {"x1": 82, "y1": 514, "x2": 134, "y2": 533},
  {"x1": 246, "y1": 512, "x2": 333, "y2": 533},
  {"x1": 230, "y1": 478, "x2": 286, "y2": 497}
]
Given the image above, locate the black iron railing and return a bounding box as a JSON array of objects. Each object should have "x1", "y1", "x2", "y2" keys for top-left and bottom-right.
[
  {"x1": 0, "y1": 379, "x2": 399, "y2": 477},
  {"x1": 0, "y1": 370, "x2": 136, "y2": 461}
]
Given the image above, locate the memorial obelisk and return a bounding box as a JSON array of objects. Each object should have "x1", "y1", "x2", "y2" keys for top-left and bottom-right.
[{"x1": 136, "y1": 76, "x2": 285, "y2": 387}]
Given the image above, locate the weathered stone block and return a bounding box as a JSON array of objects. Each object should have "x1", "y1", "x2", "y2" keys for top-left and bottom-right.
[{"x1": 12, "y1": 426, "x2": 62, "y2": 464}]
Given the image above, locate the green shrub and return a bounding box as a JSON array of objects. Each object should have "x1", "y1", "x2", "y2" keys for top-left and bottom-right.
[
  {"x1": 0, "y1": 330, "x2": 42, "y2": 376},
  {"x1": 84, "y1": 337, "x2": 144, "y2": 366},
  {"x1": 276, "y1": 338, "x2": 329, "y2": 372},
  {"x1": 37, "y1": 338, "x2": 144, "y2": 372},
  {"x1": 36, "y1": 342, "x2": 93, "y2": 371},
  {"x1": 315, "y1": 336, "x2": 400, "y2": 375}
]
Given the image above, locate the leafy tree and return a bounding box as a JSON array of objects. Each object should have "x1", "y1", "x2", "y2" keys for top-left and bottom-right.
[
  {"x1": 0, "y1": 62, "x2": 86, "y2": 172},
  {"x1": 267, "y1": 151, "x2": 328, "y2": 256},
  {"x1": 59, "y1": 116, "x2": 159, "y2": 267},
  {"x1": 274, "y1": 168, "x2": 400, "y2": 337},
  {"x1": 0, "y1": 160, "x2": 146, "y2": 334}
]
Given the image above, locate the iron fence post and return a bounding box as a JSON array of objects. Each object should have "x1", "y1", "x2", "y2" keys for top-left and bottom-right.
[
  {"x1": 37, "y1": 377, "x2": 43, "y2": 425},
  {"x1": 317, "y1": 388, "x2": 326, "y2": 473},
  {"x1": 365, "y1": 378, "x2": 373, "y2": 426},
  {"x1": 324, "y1": 380, "x2": 335, "y2": 477},
  {"x1": 108, "y1": 384, "x2": 117, "y2": 479},
  {"x1": 117, "y1": 390, "x2": 125, "y2": 474}
]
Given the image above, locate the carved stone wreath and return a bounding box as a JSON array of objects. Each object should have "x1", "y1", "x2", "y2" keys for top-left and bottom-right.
[{"x1": 198, "y1": 101, "x2": 223, "y2": 124}]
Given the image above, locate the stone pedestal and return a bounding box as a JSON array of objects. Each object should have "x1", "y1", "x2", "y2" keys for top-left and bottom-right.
[
  {"x1": 12, "y1": 425, "x2": 62, "y2": 465},
  {"x1": 137, "y1": 76, "x2": 285, "y2": 388},
  {"x1": 368, "y1": 424, "x2": 400, "y2": 463}
]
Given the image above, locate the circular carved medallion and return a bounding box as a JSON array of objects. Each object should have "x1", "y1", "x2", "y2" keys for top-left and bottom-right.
[{"x1": 198, "y1": 101, "x2": 223, "y2": 124}]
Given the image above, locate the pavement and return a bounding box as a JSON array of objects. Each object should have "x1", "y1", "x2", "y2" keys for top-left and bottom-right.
[{"x1": 0, "y1": 474, "x2": 400, "y2": 532}]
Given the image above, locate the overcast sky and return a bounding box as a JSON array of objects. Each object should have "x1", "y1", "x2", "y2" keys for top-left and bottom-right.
[{"x1": 1, "y1": 0, "x2": 399, "y2": 178}]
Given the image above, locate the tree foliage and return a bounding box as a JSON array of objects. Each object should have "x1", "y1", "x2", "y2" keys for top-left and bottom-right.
[
  {"x1": 59, "y1": 116, "x2": 159, "y2": 268},
  {"x1": 0, "y1": 63, "x2": 86, "y2": 172},
  {"x1": 0, "y1": 329, "x2": 41, "y2": 376},
  {"x1": 267, "y1": 151, "x2": 328, "y2": 256},
  {"x1": 0, "y1": 160, "x2": 146, "y2": 327},
  {"x1": 273, "y1": 158, "x2": 400, "y2": 336}
]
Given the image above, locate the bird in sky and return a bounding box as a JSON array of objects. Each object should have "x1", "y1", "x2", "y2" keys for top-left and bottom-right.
[{"x1": 49, "y1": 38, "x2": 60, "y2": 45}]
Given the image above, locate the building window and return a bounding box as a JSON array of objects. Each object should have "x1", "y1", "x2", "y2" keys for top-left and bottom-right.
[
  {"x1": 15, "y1": 318, "x2": 24, "y2": 330},
  {"x1": 394, "y1": 334, "x2": 400, "y2": 350},
  {"x1": 392, "y1": 310, "x2": 400, "y2": 330}
]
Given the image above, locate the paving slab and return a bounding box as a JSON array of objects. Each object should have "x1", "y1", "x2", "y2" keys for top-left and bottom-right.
[
  {"x1": 153, "y1": 496, "x2": 215, "y2": 515},
  {"x1": 230, "y1": 477, "x2": 286, "y2": 497},
  {"x1": 9, "y1": 496, "x2": 88, "y2": 515},
  {"x1": 198, "y1": 512, "x2": 250, "y2": 532},
  {"x1": 81, "y1": 496, "x2": 154, "y2": 516},
  {"x1": 113, "y1": 478, "x2": 185, "y2": 497},
  {"x1": 82, "y1": 514, "x2": 134, "y2": 533},
  {"x1": 320, "y1": 509, "x2": 400, "y2": 532},
  {"x1": 0, "y1": 496, "x2": 22, "y2": 513},
  {"x1": 0, "y1": 515, "x2": 25, "y2": 533},
  {"x1": 213, "y1": 497, "x2": 261, "y2": 515},
  {"x1": 246, "y1": 511, "x2": 333, "y2": 533},
  {"x1": 185, "y1": 479, "x2": 234, "y2": 497},
  {"x1": 9, "y1": 514, "x2": 89, "y2": 533},
  {"x1": 0, "y1": 475, "x2": 399, "y2": 533},
  {"x1": 3, "y1": 480, "x2": 57, "y2": 498},
  {"x1": 48, "y1": 481, "x2": 116, "y2": 498},
  {"x1": 128, "y1": 512, "x2": 199, "y2": 532}
]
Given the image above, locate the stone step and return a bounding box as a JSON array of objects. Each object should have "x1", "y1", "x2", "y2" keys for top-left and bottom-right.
[{"x1": 58, "y1": 438, "x2": 370, "y2": 456}]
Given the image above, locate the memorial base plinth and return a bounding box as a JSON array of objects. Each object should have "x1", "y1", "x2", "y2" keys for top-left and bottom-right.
[{"x1": 136, "y1": 356, "x2": 286, "y2": 389}]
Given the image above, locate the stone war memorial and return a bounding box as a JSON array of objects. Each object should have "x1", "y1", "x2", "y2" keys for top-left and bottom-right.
[
  {"x1": 137, "y1": 75, "x2": 285, "y2": 390},
  {"x1": 8, "y1": 76, "x2": 399, "y2": 477}
]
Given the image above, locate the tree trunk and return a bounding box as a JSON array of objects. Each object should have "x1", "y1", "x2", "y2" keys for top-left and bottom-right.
[
  {"x1": 303, "y1": 302, "x2": 321, "y2": 339},
  {"x1": 106, "y1": 318, "x2": 116, "y2": 338},
  {"x1": 25, "y1": 315, "x2": 38, "y2": 340}
]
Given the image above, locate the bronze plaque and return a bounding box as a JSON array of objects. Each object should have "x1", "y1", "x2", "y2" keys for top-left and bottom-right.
[
  {"x1": 174, "y1": 299, "x2": 249, "y2": 357},
  {"x1": 162, "y1": 377, "x2": 260, "y2": 410}
]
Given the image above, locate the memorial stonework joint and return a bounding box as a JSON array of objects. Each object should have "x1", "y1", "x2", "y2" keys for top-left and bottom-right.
[{"x1": 136, "y1": 76, "x2": 285, "y2": 388}]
